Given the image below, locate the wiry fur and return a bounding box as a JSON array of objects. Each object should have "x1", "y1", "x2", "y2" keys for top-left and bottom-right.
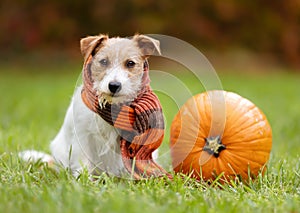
[
  {"x1": 91, "y1": 37, "x2": 146, "y2": 105},
  {"x1": 19, "y1": 34, "x2": 161, "y2": 177}
]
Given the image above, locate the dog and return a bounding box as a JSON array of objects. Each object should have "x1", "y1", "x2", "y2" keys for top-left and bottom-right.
[{"x1": 19, "y1": 34, "x2": 168, "y2": 178}]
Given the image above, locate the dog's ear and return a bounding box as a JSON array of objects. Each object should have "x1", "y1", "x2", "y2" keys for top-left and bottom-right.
[
  {"x1": 80, "y1": 34, "x2": 108, "y2": 61},
  {"x1": 134, "y1": 35, "x2": 161, "y2": 57}
]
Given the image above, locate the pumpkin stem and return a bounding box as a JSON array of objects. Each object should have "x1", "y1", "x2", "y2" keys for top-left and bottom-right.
[{"x1": 203, "y1": 136, "x2": 226, "y2": 157}]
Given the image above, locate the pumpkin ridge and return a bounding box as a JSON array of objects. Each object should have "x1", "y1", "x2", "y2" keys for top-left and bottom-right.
[
  {"x1": 227, "y1": 146, "x2": 272, "y2": 153},
  {"x1": 223, "y1": 150, "x2": 268, "y2": 167},
  {"x1": 235, "y1": 118, "x2": 269, "y2": 134},
  {"x1": 221, "y1": 152, "x2": 252, "y2": 174},
  {"x1": 214, "y1": 155, "x2": 227, "y2": 175},
  {"x1": 225, "y1": 106, "x2": 259, "y2": 134},
  {"x1": 225, "y1": 119, "x2": 262, "y2": 137},
  {"x1": 214, "y1": 151, "x2": 249, "y2": 179},
  {"x1": 223, "y1": 136, "x2": 272, "y2": 146},
  {"x1": 222, "y1": 119, "x2": 272, "y2": 143}
]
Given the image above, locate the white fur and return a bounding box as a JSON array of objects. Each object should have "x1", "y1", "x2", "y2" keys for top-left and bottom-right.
[
  {"x1": 19, "y1": 87, "x2": 127, "y2": 177},
  {"x1": 18, "y1": 150, "x2": 54, "y2": 164}
]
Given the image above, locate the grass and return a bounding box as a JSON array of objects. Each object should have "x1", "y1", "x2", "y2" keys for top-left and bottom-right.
[{"x1": 0, "y1": 62, "x2": 300, "y2": 213}]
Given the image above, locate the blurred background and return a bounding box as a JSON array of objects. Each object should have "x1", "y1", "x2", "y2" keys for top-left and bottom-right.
[
  {"x1": 0, "y1": 0, "x2": 300, "y2": 171},
  {"x1": 1, "y1": 0, "x2": 299, "y2": 72}
]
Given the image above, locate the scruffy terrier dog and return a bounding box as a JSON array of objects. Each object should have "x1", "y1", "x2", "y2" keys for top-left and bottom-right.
[{"x1": 20, "y1": 34, "x2": 169, "y2": 179}]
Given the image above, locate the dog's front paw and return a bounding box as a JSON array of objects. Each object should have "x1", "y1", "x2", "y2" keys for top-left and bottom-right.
[{"x1": 18, "y1": 150, "x2": 54, "y2": 166}]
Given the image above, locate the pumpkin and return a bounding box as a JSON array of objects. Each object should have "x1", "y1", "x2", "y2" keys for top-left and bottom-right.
[{"x1": 170, "y1": 90, "x2": 272, "y2": 181}]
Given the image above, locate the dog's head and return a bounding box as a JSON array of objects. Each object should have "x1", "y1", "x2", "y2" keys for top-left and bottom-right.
[{"x1": 80, "y1": 34, "x2": 161, "y2": 105}]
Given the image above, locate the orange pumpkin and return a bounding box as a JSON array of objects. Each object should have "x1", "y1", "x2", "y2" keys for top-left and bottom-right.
[{"x1": 170, "y1": 90, "x2": 272, "y2": 181}]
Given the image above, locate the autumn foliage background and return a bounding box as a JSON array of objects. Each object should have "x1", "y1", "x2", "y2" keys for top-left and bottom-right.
[{"x1": 0, "y1": 0, "x2": 300, "y2": 70}]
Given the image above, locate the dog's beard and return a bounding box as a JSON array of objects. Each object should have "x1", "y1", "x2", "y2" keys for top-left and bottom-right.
[
  {"x1": 97, "y1": 92, "x2": 139, "y2": 108},
  {"x1": 97, "y1": 94, "x2": 112, "y2": 109}
]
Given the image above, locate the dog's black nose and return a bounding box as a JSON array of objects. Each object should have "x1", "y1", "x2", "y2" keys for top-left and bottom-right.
[{"x1": 108, "y1": 81, "x2": 122, "y2": 94}]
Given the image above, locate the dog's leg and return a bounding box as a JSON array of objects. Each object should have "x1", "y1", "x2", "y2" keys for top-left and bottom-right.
[
  {"x1": 19, "y1": 87, "x2": 85, "y2": 176},
  {"x1": 49, "y1": 86, "x2": 87, "y2": 176}
]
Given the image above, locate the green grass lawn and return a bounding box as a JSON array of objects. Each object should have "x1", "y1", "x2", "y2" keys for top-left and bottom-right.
[{"x1": 0, "y1": 63, "x2": 299, "y2": 213}]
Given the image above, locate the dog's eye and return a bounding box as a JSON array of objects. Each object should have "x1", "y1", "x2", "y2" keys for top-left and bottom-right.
[
  {"x1": 99, "y1": 59, "x2": 109, "y2": 66},
  {"x1": 126, "y1": 60, "x2": 136, "y2": 68}
]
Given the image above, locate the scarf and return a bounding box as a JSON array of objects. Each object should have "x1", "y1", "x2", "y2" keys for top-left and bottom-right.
[{"x1": 81, "y1": 55, "x2": 172, "y2": 179}]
